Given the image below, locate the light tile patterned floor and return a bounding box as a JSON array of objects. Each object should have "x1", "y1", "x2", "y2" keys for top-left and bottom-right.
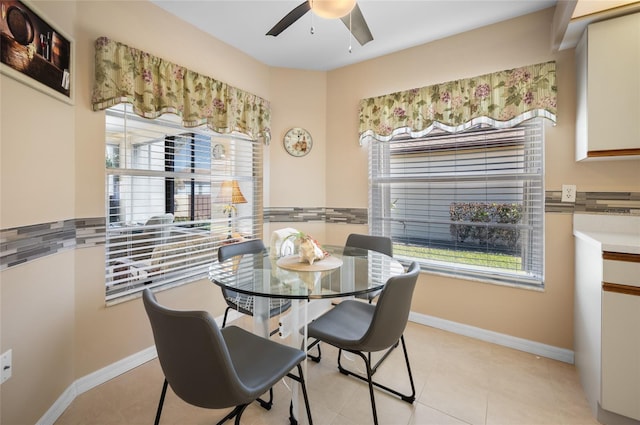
[{"x1": 55, "y1": 322, "x2": 599, "y2": 425}]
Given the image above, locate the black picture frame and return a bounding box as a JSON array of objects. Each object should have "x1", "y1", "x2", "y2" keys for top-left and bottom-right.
[{"x1": 0, "y1": 0, "x2": 73, "y2": 104}]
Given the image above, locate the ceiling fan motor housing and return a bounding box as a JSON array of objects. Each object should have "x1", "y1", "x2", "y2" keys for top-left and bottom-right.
[{"x1": 309, "y1": 0, "x2": 357, "y2": 19}]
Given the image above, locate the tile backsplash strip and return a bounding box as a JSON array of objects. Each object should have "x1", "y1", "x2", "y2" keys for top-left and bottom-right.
[
  {"x1": 265, "y1": 207, "x2": 368, "y2": 224},
  {"x1": 545, "y1": 191, "x2": 640, "y2": 214},
  {"x1": 1, "y1": 192, "x2": 638, "y2": 270},
  {"x1": 0, "y1": 218, "x2": 105, "y2": 271}
]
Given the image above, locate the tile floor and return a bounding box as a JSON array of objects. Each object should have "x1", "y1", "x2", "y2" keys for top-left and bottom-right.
[{"x1": 54, "y1": 322, "x2": 599, "y2": 425}]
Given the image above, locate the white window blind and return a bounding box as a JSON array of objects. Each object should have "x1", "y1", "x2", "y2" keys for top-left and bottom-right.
[
  {"x1": 370, "y1": 119, "x2": 544, "y2": 287},
  {"x1": 105, "y1": 104, "x2": 263, "y2": 303}
]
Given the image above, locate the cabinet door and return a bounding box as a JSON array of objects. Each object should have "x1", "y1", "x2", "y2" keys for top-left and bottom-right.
[
  {"x1": 588, "y1": 13, "x2": 640, "y2": 154},
  {"x1": 601, "y1": 290, "x2": 640, "y2": 420}
]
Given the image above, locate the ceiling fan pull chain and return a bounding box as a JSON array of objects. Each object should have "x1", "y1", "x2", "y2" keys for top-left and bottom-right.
[
  {"x1": 310, "y1": 0, "x2": 315, "y2": 35},
  {"x1": 348, "y1": 11, "x2": 352, "y2": 53}
]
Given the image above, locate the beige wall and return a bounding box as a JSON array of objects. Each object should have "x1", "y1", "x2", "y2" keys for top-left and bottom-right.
[
  {"x1": 265, "y1": 67, "x2": 329, "y2": 242},
  {"x1": 1, "y1": 2, "x2": 639, "y2": 424},
  {"x1": 1, "y1": 1, "x2": 271, "y2": 423},
  {"x1": 268, "y1": 68, "x2": 327, "y2": 207}
]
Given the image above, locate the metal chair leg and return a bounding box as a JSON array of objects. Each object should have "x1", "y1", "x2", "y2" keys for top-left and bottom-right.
[
  {"x1": 232, "y1": 405, "x2": 248, "y2": 425},
  {"x1": 286, "y1": 364, "x2": 314, "y2": 425},
  {"x1": 154, "y1": 379, "x2": 168, "y2": 425},
  {"x1": 370, "y1": 340, "x2": 399, "y2": 375},
  {"x1": 155, "y1": 378, "x2": 256, "y2": 425},
  {"x1": 257, "y1": 388, "x2": 274, "y2": 410},
  {"x1": 306, "y1": 338, "x2": 322, "y2": 362},
  {"x1": 363, "y1": 352, "x2": 379, "y2": 425},
  {"x1": 222, "y1": 306, "x2": 231, "y2": 328},
  {"x1": 215, "y1": 404, "x2": 248, "y2": 425},
  {"x1": 336, "y1": 335, "x2": 416, "y2": 412}
]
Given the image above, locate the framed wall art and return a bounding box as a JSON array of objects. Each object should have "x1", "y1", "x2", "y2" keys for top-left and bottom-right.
[{"x1": 0, "y1": 0, "x2": 73, "y2": 104}]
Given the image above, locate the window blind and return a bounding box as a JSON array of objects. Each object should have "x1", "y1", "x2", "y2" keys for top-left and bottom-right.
[
  {"x1": 369, "y1": 119, "x2": 544, "y2": 287},
  {"x1": 105, "y1": 104, "x2": 263, "y2": 303}
]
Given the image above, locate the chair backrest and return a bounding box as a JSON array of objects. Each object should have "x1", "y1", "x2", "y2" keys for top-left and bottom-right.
[
  {"x1": 344, "y1": 233, "x2": 393, "y2": 257},
  {"x1": 144, "y1": 213, "x2": 174, "y2": 227},
  {"x1": 143, "y1": 213, "x2": 174, "y2": 244},
  {"x1": 218, "y1": 239, "x2": 266, "y2": 262},
  {"x1": 217, "y1": 239, "x2": 266, "y2": 301},
  {"x1": 358, "y1": 261, "x2": 420, "y2": 352},
  {"x1": 142, "y1": 289, "x2": 250, "y2": 409}
]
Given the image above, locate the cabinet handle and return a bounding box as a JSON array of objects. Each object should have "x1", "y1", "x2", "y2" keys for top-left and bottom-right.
[
  {"x1": 603, "y1": 282, "x2": 640, "y2": 296},
  {"x1": 587, "y1": 148, "x2": 640, "y2": 158},
  {"x1": 602, "y1": 252, "x2": 640, "y2": 263}
]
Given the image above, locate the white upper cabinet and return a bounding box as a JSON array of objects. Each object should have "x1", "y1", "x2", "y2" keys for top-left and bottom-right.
[{"x1": 576, "y1": 12, "x2": 640, "y2": 161}]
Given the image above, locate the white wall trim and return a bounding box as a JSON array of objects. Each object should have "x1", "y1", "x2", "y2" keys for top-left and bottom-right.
[
  {"x1": 36, "y1": 346, "x2": 158, "y2": 425},
  {"x1": 76, "y1": 346, "x2": 158, "y2": 394},
  {"x1": 409, "y1": 312, "x2": 575, "y2": 364},
  {"x1": 35, "y1": 384, "x2": 78, "y2": 425},
  {"x1": 35, "y1": 310, "x2": 237, "y2": 425}
]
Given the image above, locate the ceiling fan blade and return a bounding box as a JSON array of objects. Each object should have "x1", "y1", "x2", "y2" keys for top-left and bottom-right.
[
  {"x1": 266, "y1": 1, "x2": 311, "y2": 37},
  {"x1": 340, "y1": 3, "x2": 373, "y2": 46}
]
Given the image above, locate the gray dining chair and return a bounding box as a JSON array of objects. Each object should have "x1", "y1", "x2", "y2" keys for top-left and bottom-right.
[
  {"x1": 218, "y1": 239, "x2": 291, "y2": 336},
  {"x1": 344, "y1": 233, "x2": 393, "y2": 303},
  {"x1": 142, "y1": 288, "x2": 313, "y2": 425},
  {"x1": 305, "y1": 261, "x2": 420, "y2": 425},
  {"x1": 307, "y1": 234, "x2": 394, "y2": 363}
]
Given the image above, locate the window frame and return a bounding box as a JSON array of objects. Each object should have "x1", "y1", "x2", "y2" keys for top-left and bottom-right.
[
  {"x1": 369, "y1": 119, "x2": 545, "y2": 288},
  {"x1": 104, "y1": 105, "x2": 263, "y2": 304}
]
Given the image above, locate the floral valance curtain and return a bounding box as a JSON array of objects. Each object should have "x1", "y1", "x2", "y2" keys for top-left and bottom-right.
[
  {"x1": 91, "y1": 37, "x2": 271, "y2": 143},
  {"x1": 359, "y1": 61, "x2": 556, "y2": 143}
]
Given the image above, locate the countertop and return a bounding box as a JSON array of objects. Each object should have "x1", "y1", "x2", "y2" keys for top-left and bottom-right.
[{"x1": 573, "y1": 213, "x2": 640, "y2": 254}]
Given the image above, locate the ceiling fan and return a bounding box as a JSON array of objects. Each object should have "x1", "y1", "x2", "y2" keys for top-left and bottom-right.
[{"x1": 266, "y1": 0, "x2": 374, "y2": 46}]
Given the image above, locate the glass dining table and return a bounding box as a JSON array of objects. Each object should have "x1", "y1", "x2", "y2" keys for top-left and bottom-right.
[
  {"x1": 208, "y1": 244, "x2": 405, "y2": 338},
  {"x1": 208, "y1": 244, "x2": 405, "y2": 422}
]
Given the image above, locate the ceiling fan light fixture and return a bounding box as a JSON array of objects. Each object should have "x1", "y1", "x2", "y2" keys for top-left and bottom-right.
[{"x1": 309, "y1": 0, "x2": 357, "y2": 19}]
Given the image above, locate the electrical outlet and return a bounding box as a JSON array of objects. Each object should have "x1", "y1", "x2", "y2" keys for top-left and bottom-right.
[
  {"x1": 1, "y1": 349, "x2": 12, "y2": 384},
  {"x1": 562, "y1": 184, "x2": 576, "y2": 203}
]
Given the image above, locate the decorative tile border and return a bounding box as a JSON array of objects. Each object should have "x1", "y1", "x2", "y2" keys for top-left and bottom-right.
[
  {"x1": 263, "y1": 207, "x2": 326, "y2": 223},
  {"x1": 0, "y1": 218, "x2": 105, "y2": 271},
  {"x1": 2, "y1": 193, "x2": 638, "y2": 270},
  {"x1": 325, "y1": 208, "x2": 368, "y2": 225},
  {"x1": 264, "y1": 207, "x2": 368, "y2": 225},
  {"x1": 545, "y1": 191, "x2": 640, "y2": 214}
]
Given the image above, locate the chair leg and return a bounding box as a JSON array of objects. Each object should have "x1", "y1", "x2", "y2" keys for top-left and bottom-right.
[
  {"x1": 363, "y1": 353, "x2": 379, "y2": 425},
  {"x1": 233, "y1": 405, "x2": 249, "y2": 425},
  {"x1": 370, "y1": 340, "x2": 399, "y2": 376},
  {"x1": 269, "y1": 327, "x2": 281, "y2": 337},
  {"x1": 286, "y1": 364, "x2": 314, "y2": 425},
  {"x1": 398, "y1": 336, "x2": 416, "y2": 403},
  {"x1": 305, "y1": 338, "x2": 322, "y2": 362},
  {"x1": 222, "y1": 306, "x2": 231, "y2": 328},
  {"x1": 154, "y1": 379, "x2": 168, "y2": 425},
  {"x1": 336, "y1": 335, "x2": 416, "y2": 404},
  {"x1": 257, "y1": 388, "x2": 274, "y2": 410},
  {"x1": 215, "y1": 404, "x2": 248, "y2": 425},
  {"x1": 340, "y1": 350, "x2": 379, "y2": 425}
]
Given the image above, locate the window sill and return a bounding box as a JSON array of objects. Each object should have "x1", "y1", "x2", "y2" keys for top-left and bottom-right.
[{"x1": 399, "y1": 258, "x2": 545, "y2": 292}]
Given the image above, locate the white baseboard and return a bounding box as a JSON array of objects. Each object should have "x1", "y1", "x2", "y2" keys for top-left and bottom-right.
[
  {"x1": 409, "y1": 312, "x2": 574, "y2": 364},
  {"x1": 36, "y1": 311, "x2": 573, "y2": 425},
  {"x1": 36, "y1": 346, "x2": 158, "y2": 425},
  {"x1": 36, "y1": 310, "x2": 239, "y2": 425}
]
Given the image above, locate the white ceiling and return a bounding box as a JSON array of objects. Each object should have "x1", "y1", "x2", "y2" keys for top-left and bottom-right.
[{"x1": 151, "y1": 0, "x2": 558, "y2": 71}]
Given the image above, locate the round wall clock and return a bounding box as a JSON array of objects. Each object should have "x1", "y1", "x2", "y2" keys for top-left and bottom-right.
[
  {"x1": 212, "y1": 143, "x2": 226, "y2": 159},
  {"x1": 283, "y1": 127, "x2": 313, "y2": 157}
]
